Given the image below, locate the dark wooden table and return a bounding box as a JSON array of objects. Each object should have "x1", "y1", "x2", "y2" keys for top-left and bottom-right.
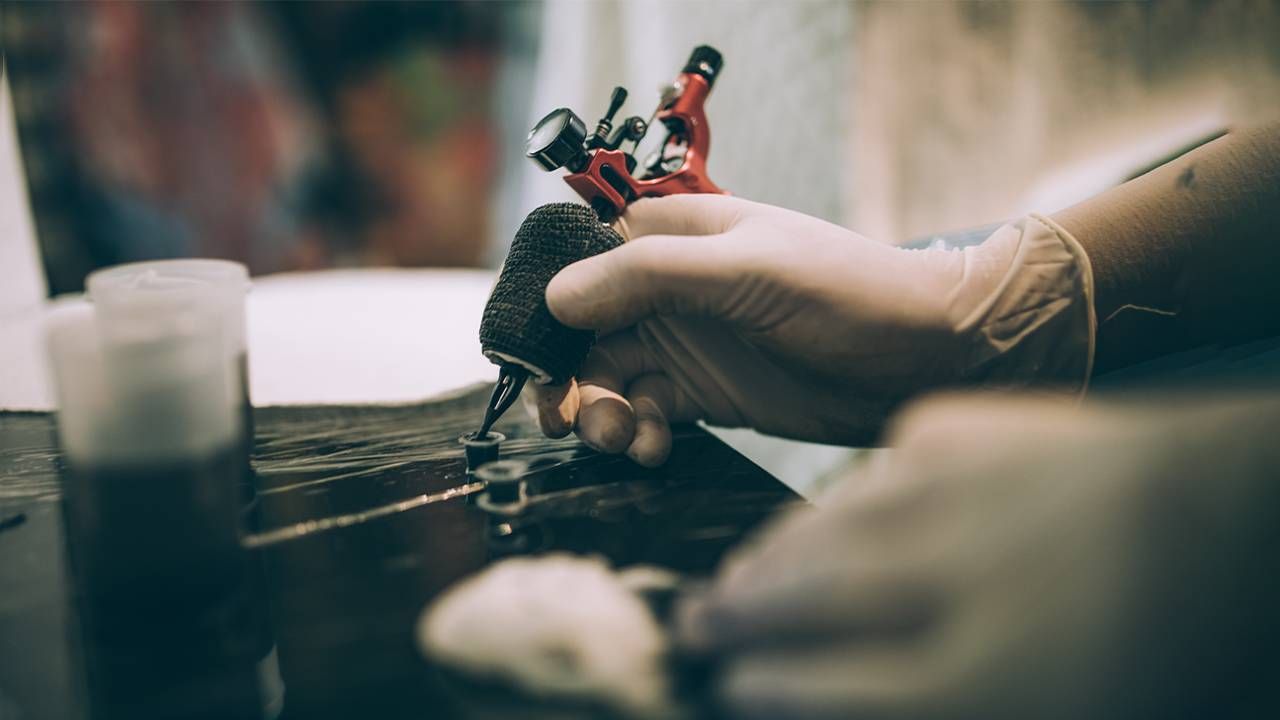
[{"x1": 0, "y1": 385, "x2": 797, "y2": 719}]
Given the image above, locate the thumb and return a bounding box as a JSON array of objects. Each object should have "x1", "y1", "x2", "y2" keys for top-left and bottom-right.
[{"x1": 546, "y1": 232, "x2": 740, "y2": 332}]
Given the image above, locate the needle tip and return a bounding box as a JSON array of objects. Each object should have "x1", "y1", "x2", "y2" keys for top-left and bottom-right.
[{"x1": 477, "y1": 365, "x2": 529, "y2": 438}]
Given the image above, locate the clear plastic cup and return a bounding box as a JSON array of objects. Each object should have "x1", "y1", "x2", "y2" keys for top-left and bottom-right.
[
  {"x1": 44, "y1": 300, "x2": 275, "y2": 718},
  {"x1": 86, "y1": 259, "x2": 249, "y2": 368},
  {"x1": 45, "y1": 298, "x2": 240, "y2": 470},
  {"x1": 86, "y1": 259, "x2": 253, "y2": 452},
  {"x1": 45, "y1": 298, "x2": 243, "y2": 588}
]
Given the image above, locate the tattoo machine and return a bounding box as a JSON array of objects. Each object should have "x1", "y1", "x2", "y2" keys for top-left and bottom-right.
[{"x1": 473, "y1": 45, "x2": 728, "y2": 441}]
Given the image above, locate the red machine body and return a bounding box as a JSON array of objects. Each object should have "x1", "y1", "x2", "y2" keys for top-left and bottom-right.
[
  {"x1": 563, "y1": 71, "x2": 725, "y2": 215},
  {"x1": 525, "y1": 46, "x2": 727, "y2": 219}
]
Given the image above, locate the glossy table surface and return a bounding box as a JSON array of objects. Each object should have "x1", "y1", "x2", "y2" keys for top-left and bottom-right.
[{"x1": 0, "y1": 384, "x2": 797, "y2": 719}]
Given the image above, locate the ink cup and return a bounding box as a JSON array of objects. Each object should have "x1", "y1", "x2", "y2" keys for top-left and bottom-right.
[
  {"x1": 87, "y1": 260, "x2": 258, "y2": 527},
  {"x1": 88, "y1": 259, "x2": 253, "y2": 451},
  {"x1": 461, "y1": 431, "x2": 505, "y2": 472},
  {"x1": 46, "y1": 300, "x2": 279, "y2": 717},
  {"x1": 475, "y1": 459, "x2": 530, "y2": 507},
  {"x1": 47, "y1": 298, "x2": 241, "y2": 589}
]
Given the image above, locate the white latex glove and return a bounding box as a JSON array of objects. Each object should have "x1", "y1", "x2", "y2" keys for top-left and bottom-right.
[
  {"x1": 676, "y1": 393, "x2": 1280, "y2": 720},
  {"x1": 528, "y1": 195, "x2": 1095, "y2": 466}
]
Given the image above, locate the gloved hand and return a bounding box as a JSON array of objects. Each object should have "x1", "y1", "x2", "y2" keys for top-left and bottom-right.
[
  {"x1": 528, "y1": 194, "x2": 1095, "y2": 466},
  {"x1": 675, "y1": 394, "x2": 1280, "y2": 720}
]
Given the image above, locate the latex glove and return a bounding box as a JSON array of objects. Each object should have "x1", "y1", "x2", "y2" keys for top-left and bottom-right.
[
  {"x1": 527, "y1": 195, "x2": 1095, "y2": 466},
  {"x1": 676, "y1": 394, "x2": 1280, "y2": 720}
]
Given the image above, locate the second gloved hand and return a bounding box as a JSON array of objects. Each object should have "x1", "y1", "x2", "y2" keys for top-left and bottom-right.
[
  {"x1": 530, "y1": 195, "x2": 1095, "y2": 465},
  {"x1": 673, "y1": 394, "x2": 1280, "y2": 719}
]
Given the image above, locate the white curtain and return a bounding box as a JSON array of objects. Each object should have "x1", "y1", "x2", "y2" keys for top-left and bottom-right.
[
  {"x1": 494, "y1": 0, "x2": 854, "y2": 259},
  {"x1": 0, "y1": 71, "x2": 45, "y2": 316}
]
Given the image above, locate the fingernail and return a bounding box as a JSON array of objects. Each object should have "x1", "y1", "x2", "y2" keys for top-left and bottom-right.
[
  {"x1": 626, "y1": 444, "x2": 665, "y2": 468},
  {"x1": 625, "y1": 446, "x2": 646, "y2": 466}
]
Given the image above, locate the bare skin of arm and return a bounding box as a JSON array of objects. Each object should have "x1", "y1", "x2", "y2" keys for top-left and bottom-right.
[{"x1": 1052, "y1": 124, "x2": 1280, "y2": 372}]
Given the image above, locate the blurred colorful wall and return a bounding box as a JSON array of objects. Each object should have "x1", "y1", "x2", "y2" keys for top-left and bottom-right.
[
  {"x1": 4, "y1": 0, "x2": 1279, "y2": 297},
  {"x1": 3, "y1": 0, "x2": 537, "y2": 294}
]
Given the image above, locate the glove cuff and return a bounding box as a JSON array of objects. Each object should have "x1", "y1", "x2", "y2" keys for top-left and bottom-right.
[{"x1": 947, "y1": 214, "x2": 1097, "y2": 395}]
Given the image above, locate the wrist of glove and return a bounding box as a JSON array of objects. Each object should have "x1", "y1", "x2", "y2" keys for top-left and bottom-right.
[{"x1": 942, "y1": 213, "x2": 1096, "y2": 393}]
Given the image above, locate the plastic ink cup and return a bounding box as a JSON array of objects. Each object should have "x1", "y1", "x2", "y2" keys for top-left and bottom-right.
[
  {"x1": 46, "y1": 299, "x2": 244, "y2": 592},
  {"x1": 45, "y1": 301, "x2": 278, "y2": 718},
  {"x1": 460, "y1": 431, "x2": 505, "y2": 472},
  {"x1": 87, "y1": 259, "x2": 252, "y2": 448},
  {"x1": 87, "y1": 260, "x2": 256, "y2": 520},
  {"x1": 475, "y1": 459, "x2": 529, "y2": 505}
]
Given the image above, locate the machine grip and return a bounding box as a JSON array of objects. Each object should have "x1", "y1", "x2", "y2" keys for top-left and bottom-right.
[{"x1": 479, "y1": 203, "x2": 623, "y2": 385}]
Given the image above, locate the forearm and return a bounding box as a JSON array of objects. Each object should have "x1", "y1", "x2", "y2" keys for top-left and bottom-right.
[{"x1": 1052, "y1": 124, "x2": 1280, "y2": 370}]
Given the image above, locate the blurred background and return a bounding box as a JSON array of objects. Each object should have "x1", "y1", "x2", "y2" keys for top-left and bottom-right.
[{"x1": 2, "y1": 0, "x2": 1279, "y2": 300}]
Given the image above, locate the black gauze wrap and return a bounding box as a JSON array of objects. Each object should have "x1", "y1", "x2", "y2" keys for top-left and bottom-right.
[{"x1": 480, "y1": 203, "x2": 624, "y2": 384}]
